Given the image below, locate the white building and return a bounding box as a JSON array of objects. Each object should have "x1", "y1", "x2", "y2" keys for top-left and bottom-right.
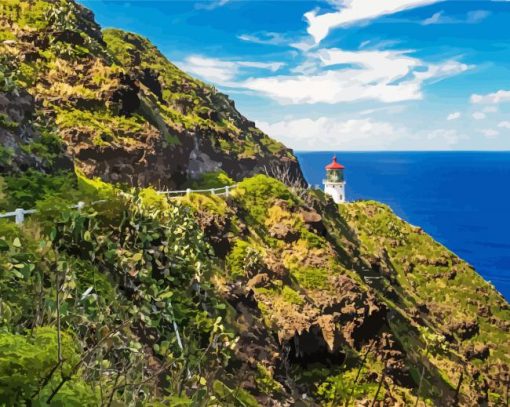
[{"x1": 323, "y1": 155, "x2": 346, "y2": 204}]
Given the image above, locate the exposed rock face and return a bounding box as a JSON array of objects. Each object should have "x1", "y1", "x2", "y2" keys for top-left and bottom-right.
[
  {"x1": 0, "y1": 89, "x2": 71, "y2": 173},
  {"x1": 448, "y1": 320, "x2": 479, "y2": 340},
  {"x1": 0, "y1": 2, "x2": 305, "y2": 187},
  {"x1": 464, "y1": 344, "x2": 490, "y2": 361}
]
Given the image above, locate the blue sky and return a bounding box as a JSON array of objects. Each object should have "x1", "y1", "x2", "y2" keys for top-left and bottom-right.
[{"x1": 81, "y1": 0, "x2": 510, "y2": 151}]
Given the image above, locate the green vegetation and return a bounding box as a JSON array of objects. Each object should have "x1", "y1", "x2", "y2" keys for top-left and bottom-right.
[
  {"x1": 0, "y1": 327, "x2": 98, "y2": 405},
  {"x1": 255, "y1": 364, "x2": 283, "y2": 395},
  {"x1": 55, "y1": 108, "x2": 151, "y2": 146},
  {"x1": 0, "y1": 147, "x2": 14, "y2": 168},
  {"x1": 0, "y1": 172, "x2": 508, "y2": 405},
  {"x1": 226, "y1": 240, "x2": 264, "y2": 279},
  {"x1": 281, "y1": 285, "x2": 304, "y2": 305},
  {"x1": 235, "y1": 174, "x2": 296, "y2": 225},
  {"x1": 0, "y1": 173, "x2": 244, "y2": 405},
  {"x1": 3, "y1": 169, "x2": 76, "y2": 210},
  {"x1": 290, "y1": 265, "x2": 330, "y2": 290},
  {"x1": 316, "y1": 368, "x2": 380, "y2": 405},
  {"x1": 0, "y1": 113, "x2": 18, "y2": 131},
  {"x1": 188, "y1": 170, "x2": 235, "y2": 189}
]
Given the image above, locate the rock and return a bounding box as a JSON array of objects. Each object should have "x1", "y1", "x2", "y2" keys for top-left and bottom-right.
[
  {"x1": 447, "y1": 320, "x2": 479, "y2": 340},
  {"x1": 268, "y1": 222, "x2": 300, "y2": 243},
  {"x1": 464, "y1": 344, "x2": 490, "y2": 361},
  {"x1": 417, "y1": 303, "x2": 429, "y2": 314},
  {"x1": 194, "y1": 209, "x2": 231, "y2": 258},
  {"x1": 478, "y1": 304, "x2": 492, "y2": 318},
  {"x1": 52, "y1": 29, "x2": 86, "y2": 46},
  {"x1": 446, "y1": 268, "x2": 457, "y2": 280},
  {"x1": 139, "y1": 68, "x2": 163, "y2": 102},
  {"x1": 110, "y1": 72, "x2": 140, "y2": 116},
  {"x1": 264, "y1": 251, "x2": 290, "y2": 280},
  {"x1": 299, "y1": 209, "x2": 326, "y2": 235},
  {"x1": 247, "y1": 273, "x2": 271, "y2": 289},
  {"x1": 316, "y1": 315, "x2": 339, "y2": 352},
  {"x1": 285, "y1": 323, "x2": 345, "y2": 367}
]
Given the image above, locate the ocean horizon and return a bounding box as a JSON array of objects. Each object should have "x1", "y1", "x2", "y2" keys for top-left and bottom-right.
[{"x1": 296, "y1": 151, "x2": 510, "y2": 301}]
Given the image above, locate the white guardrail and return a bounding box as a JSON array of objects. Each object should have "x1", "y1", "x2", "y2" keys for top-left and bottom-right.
[
  {"x1": 0, "y1": 184, "x2": 238, "y2": 225},
  {"x1": 158, "y1": 184, "x2": 237, "y2": 197}
]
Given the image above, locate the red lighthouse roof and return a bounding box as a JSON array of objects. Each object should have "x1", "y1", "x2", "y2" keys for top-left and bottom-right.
[{"x1": 325, "y1": 155, "x2": 345, "y2": 170}]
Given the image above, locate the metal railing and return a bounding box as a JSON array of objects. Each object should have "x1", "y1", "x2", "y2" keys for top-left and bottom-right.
[
  {"x1": 0, "y1": 200, "x2": 110, "y2": 225},
  {"x1": 0, "y1": 184, "x2": 239, "y2": 225},
  {"x1": 158, "y1": 184, "x2": 238, "y2": 198}
]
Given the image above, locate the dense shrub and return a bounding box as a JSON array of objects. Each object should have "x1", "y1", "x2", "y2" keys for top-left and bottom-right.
[{"x1": 3, "y1": 169, "x2": 77, "y2": 210}]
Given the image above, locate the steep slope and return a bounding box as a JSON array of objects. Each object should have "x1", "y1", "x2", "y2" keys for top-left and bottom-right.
[
  {"x1": 0, "y1": 0, "x2": 303, "y2": 188},
  {"x1": 1, "y1": 175, "x2": 507, "y2": 406},
  {"x1": 180, "y1": 176, "x2": 510, "y2": 406}
]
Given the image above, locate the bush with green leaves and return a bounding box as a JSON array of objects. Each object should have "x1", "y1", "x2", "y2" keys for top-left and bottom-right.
[
  {"x1": 226, "y1": 240, "x2": 264, "y2": 279},
  {"x1": 188, "y1": 170, "x2": 235, "y2": 189},
  {"x1": 234, "y1": 174, "x2": 297, "y2": 226},
  {"x1": 315, "y1": 368, "x2": 380, "y2": 406},
  {"x1": 0, "y1": 173, "x2": 241, "y2": 403},
  {"x1": 3, "y1": 169, "x2": 77, "y2": 210},
  {"x1": 0, "y1": 327, "x2": 98, "y2": 406}
]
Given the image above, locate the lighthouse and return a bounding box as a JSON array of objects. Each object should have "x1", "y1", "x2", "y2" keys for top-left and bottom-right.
[{"x1": 323, "y1": 155, "x2": 346, "y2": 204}]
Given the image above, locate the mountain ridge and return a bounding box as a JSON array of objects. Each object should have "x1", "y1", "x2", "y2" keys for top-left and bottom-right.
[{"x1": 0, "y1": 0, "x2": 304, "y2": 189}]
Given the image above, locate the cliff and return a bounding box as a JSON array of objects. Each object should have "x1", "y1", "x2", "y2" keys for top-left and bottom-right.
[
  {"x1": 0, "y1": 0, "x2": 304, "y2": 188},
  {"x1": 0, "y1": 1, "x2": 509, "y2": 406}
]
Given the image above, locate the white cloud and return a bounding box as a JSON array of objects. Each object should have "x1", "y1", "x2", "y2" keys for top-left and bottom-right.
[
  {"x1": 238, "y1": 32, "x2": 287, "y2": 46},
  {"x1": 305, "y1": 0, "x2": 441, "y2": 44},
  {"x1": 289, "y1": 38, "x2": 317, "y2": 52},
  {"x1": 240, "y1": 48, "x2": 469, "y2": 104},
  {"x1": 422, "y1": 10, "x2": 490, "y2": 25},
  {"x1": 447, "y1": 112, "x2": 461, "y2": 120},
  {"x1": 237, "y1": 61, "x2": 285, "y2": 71},
  {"x1": 483, "y1": 106, "x2": 498, "y2": 113},
  {"x1": 257, "y1": 117, "x2": 402, "y2": 150},
  {"x1": 472, "y1": 111, "x2": 486, "y2": 120},
  {"x1": 257, "y1": 116, "x2": 463, "y2": 150},
  {"x1": 498, "y1": 121, "x2": 510, "y2": 129},
  {"x1": 195, "y1": 0, "x2": 230, "y2": 10},
  {"x1": 426, "y1": 128, "x2": 461, "y2": 145},
  {"x1": 360, "y1": 105, "x2": 407, "y2": 116},
  {"x1": 178, "y1": 56, "x2": 284, "y2": 83},
  {"x1": 422, "y1": 11, "x2": 443, "y2": 25},
  {"x1": 481, "y1": 129, "x2": 499, "y2": 138},
  {"x1": 471, "y1": 89, "x2": 510, "y2": 104}
]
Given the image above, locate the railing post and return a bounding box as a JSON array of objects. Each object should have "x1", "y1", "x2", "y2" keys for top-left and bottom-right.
[
  {"x1": 186, "y1": 188, "x2": 191, "y2": 196},
  {"x1": 77, "y1": 201, "x2": 85, "y2": 211},
  {"x1": 211, "y1": 188, "x2": 216, "y2": 195},
  {"x1": 225, "y1": 186, "x2": 229, "y2": 197},
  {"x1": 14, "y1": 208, "x2": 25, "y2": 225}
]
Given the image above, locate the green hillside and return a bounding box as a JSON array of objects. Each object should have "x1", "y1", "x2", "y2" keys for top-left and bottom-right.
[
  {"x1": 0, "y1": 0, "x2": 508, "y2": 406},
  {"x1": 0, "y1": 0, "x2": 303, "y2": 191}
]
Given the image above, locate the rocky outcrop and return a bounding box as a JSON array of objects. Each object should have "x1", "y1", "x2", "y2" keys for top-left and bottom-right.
[
  {"x1": 0, "y1": 1, "x2": 305, "y2": 188},
  {"x1": 448, "y1": 320, "x2": 479, "y2": 341},
  {"x1": 0, "y1": 89, "x2": 71, "y2": 173}
]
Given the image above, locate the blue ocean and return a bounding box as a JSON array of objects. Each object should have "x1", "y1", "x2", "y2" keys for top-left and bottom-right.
[{"x1": 296, "y1": 152, "x2": 510, "y2": 301}]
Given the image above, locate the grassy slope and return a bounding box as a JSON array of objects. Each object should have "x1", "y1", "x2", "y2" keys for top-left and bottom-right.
[
  {"x1": 0, "y1": 172, "x2": 508, "y2": 405},
  {"x1": 180, "y1": 176, "x2": 510, "y2": 406},
  {"x1": 342, "y1": 201, "x2": 510, "y2": 404},
  {"x1": 0, "y1": 0, "x2": 297, "y2": 188}
]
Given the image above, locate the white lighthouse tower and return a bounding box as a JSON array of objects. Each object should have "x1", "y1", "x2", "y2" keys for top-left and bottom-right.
[{"x1": 323, "y1": 155, "x2": 346, "y2": 204}]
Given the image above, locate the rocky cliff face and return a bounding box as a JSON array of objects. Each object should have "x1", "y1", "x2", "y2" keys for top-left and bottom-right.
[
  {"x1": 0, "y1": 0, "x2": 304, "y2": 188},
  {"x1": 183, "y1": 176, "x2": 510, "y2": 406}
]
